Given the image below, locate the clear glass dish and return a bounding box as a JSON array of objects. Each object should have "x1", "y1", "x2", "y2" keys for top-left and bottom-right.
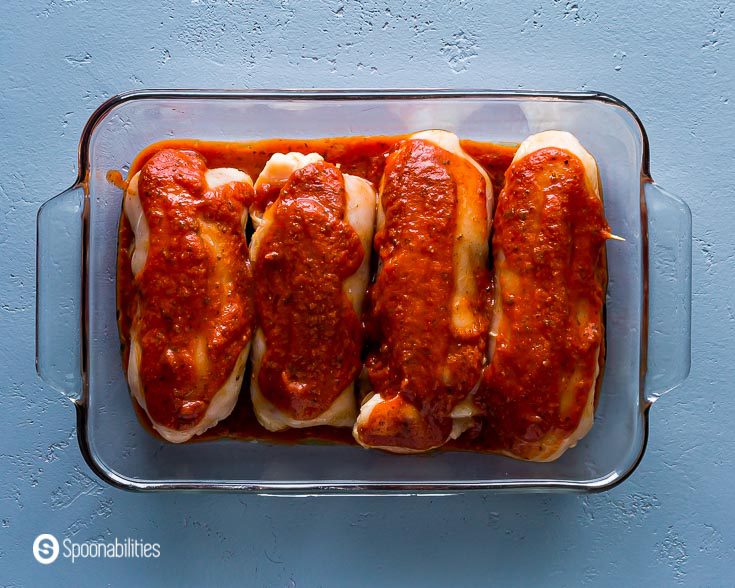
[{"x1": 36, "y1": 90, "x2": 691, "y2": 493}]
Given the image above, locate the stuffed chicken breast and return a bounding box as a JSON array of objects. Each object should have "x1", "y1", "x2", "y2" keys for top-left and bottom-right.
[
  {"x1": 249, "y1": 153, "x2": 376, "y2": 431},
  {"x1": 124, "y1": 149, "x2": 255, "y2": 443},
  {"x1": 353, "y1": 130, "x2": 493, "y2": 453},
  {"x1": 479, "y1": 131, "x2": 611, "y2": 461}
]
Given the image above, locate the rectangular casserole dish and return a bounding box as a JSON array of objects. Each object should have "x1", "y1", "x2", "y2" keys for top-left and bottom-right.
[{"x1": 36, "y1": 89, "x2": 691, "y2": 493}]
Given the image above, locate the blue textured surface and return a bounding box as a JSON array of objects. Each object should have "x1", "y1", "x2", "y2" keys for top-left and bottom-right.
[{"x1": 1, "y1": 0, "x2": 733, "y2": 585}]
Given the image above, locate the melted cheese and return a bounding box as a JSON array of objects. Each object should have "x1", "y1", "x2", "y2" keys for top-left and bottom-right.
[
  {"x1": 123, "y1": 173, "x2": 149, "y2": 277},
  {"x1": 411, "y1": 130, "x2": 493, "y2": 336},
  {"x1": 251, "y1": 152, "x2": 324, "y2": 228},
  {"x1": 341, "y1": 174, "x2": 376, "y2": 314}
]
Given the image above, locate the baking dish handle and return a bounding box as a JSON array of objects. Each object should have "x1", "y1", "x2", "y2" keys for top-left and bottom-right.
[
  {"x1": 36, "y1": 184, "x2": 85, "y2": 402},
  {"x1": 643, "y1": 181, "x2": 692, "y2": 404}
]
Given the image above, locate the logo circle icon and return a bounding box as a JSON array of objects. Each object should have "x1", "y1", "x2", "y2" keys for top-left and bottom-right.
[{"x1": 32, "y1": 534, "x2": 59, "y2": 565}]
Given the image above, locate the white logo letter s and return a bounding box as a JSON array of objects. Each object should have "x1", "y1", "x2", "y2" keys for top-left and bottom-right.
[{"x1": 32, "y1": 534, "x2": 59, "y2": 565}]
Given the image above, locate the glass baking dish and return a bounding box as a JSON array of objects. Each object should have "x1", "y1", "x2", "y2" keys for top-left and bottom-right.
[{"x1": 36, "y1": 89, "x2": 691, "y2": 493}]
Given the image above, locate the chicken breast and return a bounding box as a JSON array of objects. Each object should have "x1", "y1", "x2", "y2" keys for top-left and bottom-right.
[
  {"x1": 353, "y1": 130, "x2": 493, "y2": 453},
  {"x1": 124, "y1": 149, "x2": 255, "y2": 443},
  {"x1": 479, "y1": 130, "x2": 610, "y2": 461},
  {"x1": 250, "y1": 152, "x2": 376, "y2": 431}
]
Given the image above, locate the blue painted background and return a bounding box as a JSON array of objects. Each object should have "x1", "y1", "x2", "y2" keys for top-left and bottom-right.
[{"x1": 1, "y1": 0, "x2": 733, "y2": 585}]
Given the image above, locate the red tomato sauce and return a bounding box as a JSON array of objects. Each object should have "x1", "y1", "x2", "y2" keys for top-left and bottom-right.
[
  {"x1": 116, "y1": 136, "x2": 518, "y2": 446},
  {"x1": 476, "y1": 147, "x2": 608, "y2": 458},
  {"x1": 127, "y1": 149, "x2": 254, "y2": 430},
  {"x1": 126, "y1": 136, "x2": 516, "y2": 196},
  {"x1": 253, "y1": 162, "x2": 364, "y2": 420}
]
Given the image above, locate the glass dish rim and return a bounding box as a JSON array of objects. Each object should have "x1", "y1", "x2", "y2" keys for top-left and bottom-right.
[{"x1": 67, "y1": 88, "x2": 654, "y2": 493}]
